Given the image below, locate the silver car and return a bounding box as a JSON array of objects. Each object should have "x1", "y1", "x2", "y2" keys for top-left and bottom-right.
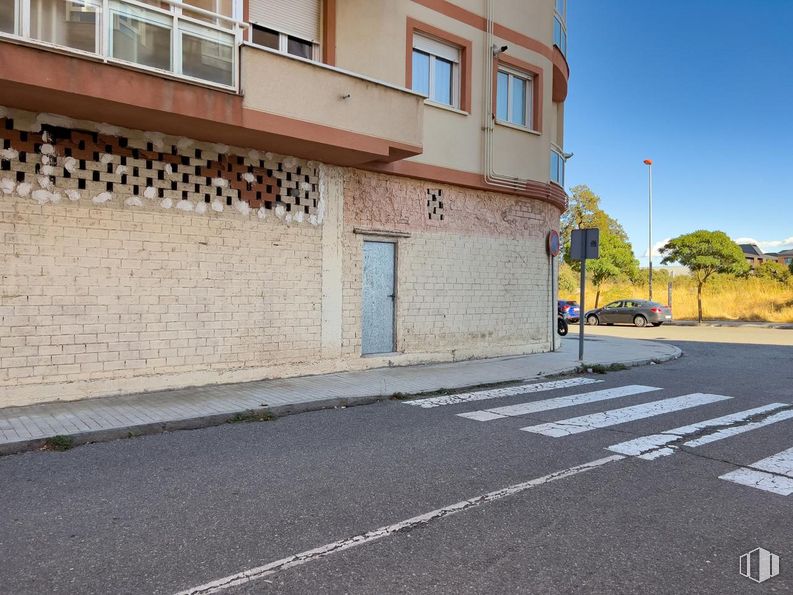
[{"x1": 585, "y1": 299, "x2": 672, "y2": 327}]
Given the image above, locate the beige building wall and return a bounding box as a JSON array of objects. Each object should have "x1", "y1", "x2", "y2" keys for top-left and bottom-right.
[{"x1": 334, "y1": 0, "x2": 565, "y2": 184}]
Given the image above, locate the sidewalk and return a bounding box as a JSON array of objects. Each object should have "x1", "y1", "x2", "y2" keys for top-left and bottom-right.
[{"x1": 0, "y1": 335, "x2": 681, "y2": 455}]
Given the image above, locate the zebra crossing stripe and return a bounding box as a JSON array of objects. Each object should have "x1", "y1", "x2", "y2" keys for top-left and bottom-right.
[
  {"x1": 607, "y1": 403, "x2": 790, "y2": 459},
  {"x1": 457, "y1": 385, "x2": 662, "y2": 421},
  {"x1": 521, "y1": 393, "x2": 732, "y2": 437},
  {"x1": 720, "y1": 447, "x2": 793, "y2": 496},
  {"x1": 403, "y1": 378, "x2": 603, "y2": 409},
  {"x1": 684, "y1": 408, "x2": 793, "y2": 448}
]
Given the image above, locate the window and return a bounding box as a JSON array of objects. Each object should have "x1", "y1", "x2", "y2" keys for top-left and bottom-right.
[
  {"x1": 555, "y1": 0, "x2": 566, "y2": 20},
  {"x1": 0, "y1": 0, "x2": 15, "y2": 34},
  {"x1": 252, "y1": 24, "x2": 314, "y2": 59},
  {"x1": 496, "y1": 68, "x2": 533, "y2": 128},
  {"x1": 411, "y1": 34, "x2": 461, "y2": 108},
  {"x1": 551, "y1": 148, "x2": 565, "y2": 186},
  {"x1": 248, "y1": 0, "x2": 320, "y2": 60},
  {"x1": 553, "y1": 0, "x2": 567, "y2": 56}
]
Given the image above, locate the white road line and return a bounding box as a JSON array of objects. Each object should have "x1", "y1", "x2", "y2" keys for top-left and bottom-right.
[
  {"x1": 685, "y1": 409, "x2": 793, "y2": 447},
  {"x1": 521, "y1": 393, "x2": 732, "y2": 437},
  {"x1": 403, "y1": 378, "x2": 603, "y2": 409},
  {"x1": 457, "y1": 385, "x2": 662, "y2": 421},
  {"x1": 607, "y1": 404, "x2": 790, "y2": 459},
  {"x1": 457, "y1": 410, "x2": 506, "y2": 421},
  {"x1": 720, "y1": 447, "x2": 793, "y2": 496},
  {"x1": 173, "y1": 455, "x2": 625, "y2": 595}
]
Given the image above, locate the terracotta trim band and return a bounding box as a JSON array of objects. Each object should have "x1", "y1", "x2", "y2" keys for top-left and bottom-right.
[
  {"x1": 492, "y1": 53, "x2": 543, "y2": 133},
  {"x1": 365, "y1": 160, "x2": 566, "y2": 212},
  {"x1": 551, "y1": 46, "x2": 568, "y2": 102},
  {"x1": 405, "y1": 17, "x2": 473, "y2": 114},
  {"x1": 240, "y1": 108, "x2": 422, "y2": 158}
]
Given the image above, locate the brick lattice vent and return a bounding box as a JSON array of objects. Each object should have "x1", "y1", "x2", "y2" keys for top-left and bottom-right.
[
  {"x1": 0, "y1": 114, "x2": 321, "y2": 223},
  {"x1": 426, "y1": 188, "x2": 444, "y2": 221}
]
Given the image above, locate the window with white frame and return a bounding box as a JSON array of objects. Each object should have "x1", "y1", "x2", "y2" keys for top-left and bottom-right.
[
  {"x1": 411, "y1": 34, "x2": 461, "y2": 108},
  {"x1": 554, "y1": 0, "x2": 567, "y2": 56},
  {"x1": 496, "y1": 67, "x2": 533, "y2": 129},
  {"x1": 551, "y1": 148, "x2": 565, "y2": 186},
  {"x1": 249, "y1": 0, "x2": 319, "y2": 60},
  {"x1": 251, "y1": 24, "x2": 314, "y2": 59}
]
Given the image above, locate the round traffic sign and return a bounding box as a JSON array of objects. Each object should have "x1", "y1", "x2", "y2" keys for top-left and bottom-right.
[{"x1": 548, "y1": 230, "x2": 561, "y2": 256}]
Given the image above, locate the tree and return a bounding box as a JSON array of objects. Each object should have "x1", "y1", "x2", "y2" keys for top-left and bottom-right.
[
  {"x1": 558, "y1": 262, "x2": 578, "y2": 294},
  {"x1": 561, "y1": 185, "x2": 628, "y2": 249},
  {"x1": 587, "y1": 232, "x2": 640, "y2": 307},
  {"x1": 659, "y1": 231, "x2": 750, "y2": 323},
  {"x1": 755, "y1": 261, "x2": 792, "y2": 284},
  {"x1": 789, "y1": 261, "x2": 793, "y2": 276},
  {"x1": 562, "y1": 185, "x2": 639, "y2": 306}
]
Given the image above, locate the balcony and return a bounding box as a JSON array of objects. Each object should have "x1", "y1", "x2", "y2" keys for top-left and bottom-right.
[
  {"x1": 0, "y1": 0, "x2": 243, "y2": 89},
  {"x1": 239, "y1": 45, "x2": 424, "y2": 164},
  {"x1": 0, "y1": 1, "x2": 423, "y2": 165}
]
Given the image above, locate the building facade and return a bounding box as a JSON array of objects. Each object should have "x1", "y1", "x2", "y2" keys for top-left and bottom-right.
[
  {"x1": 0, "y1": 0, "x2": 570, "y2": 406},
  {"x1": 739, "y1": 244, "x2": 793, "y2": 270}
]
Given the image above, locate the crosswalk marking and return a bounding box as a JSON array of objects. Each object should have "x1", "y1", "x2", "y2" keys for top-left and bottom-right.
[
  {"x1": 685, "y1": 409, "x2": 793, "y2": 447},
  {"x1": 607, "y1": 404, "x2": 791, "y2": 459},
  {"x1": 521, "y1": 393, "x2": 732, "y2": 437},
  {"x1": 403, "y1": 378, "x2": 603, "y2": 409},
  {"x1": 720, "y1": 447, "x2": 793, "y2": 495},
  {"x1": 457, "y1": 385, "x2": 662, "y2": 421}
]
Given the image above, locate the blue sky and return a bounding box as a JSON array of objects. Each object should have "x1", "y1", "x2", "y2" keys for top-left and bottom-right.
[{"x1": 564, "y1": 1, "x2": 793, "y2": 263}]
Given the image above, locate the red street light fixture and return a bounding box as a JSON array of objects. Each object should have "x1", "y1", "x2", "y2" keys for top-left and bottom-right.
[{"x1": 643, "y1": 159, "x2": 654, "y2": 301}]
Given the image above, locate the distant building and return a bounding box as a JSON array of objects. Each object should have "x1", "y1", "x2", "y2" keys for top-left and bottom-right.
[
  {"x1": 765, "y1": 249, "x2": 793, "y2": 268},
  {"x1": 738, "y1": 244, "x2": 793, "y2": 269},
  {"x1": 739, "y1": 243, "x2": 771, "y2": 269}
]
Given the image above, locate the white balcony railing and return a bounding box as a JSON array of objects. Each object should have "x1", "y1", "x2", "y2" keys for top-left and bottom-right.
[{"x1": 0, "y1": 0, "x2": 245, "y2": 90}]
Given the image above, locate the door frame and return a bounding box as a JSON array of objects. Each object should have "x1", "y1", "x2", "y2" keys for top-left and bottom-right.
[{"x1": 360, "y1": 236, "x2": 399, "y2": 356}]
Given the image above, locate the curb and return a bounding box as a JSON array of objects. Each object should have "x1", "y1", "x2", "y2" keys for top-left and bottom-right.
[{"x1": 0, "y1": 346, "x2": 683, "y2": 457}]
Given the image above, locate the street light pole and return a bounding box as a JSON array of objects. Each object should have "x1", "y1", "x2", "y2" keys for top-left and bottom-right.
[{"x1": 643, "y1": 159, "x2": 653, "y2": 301}]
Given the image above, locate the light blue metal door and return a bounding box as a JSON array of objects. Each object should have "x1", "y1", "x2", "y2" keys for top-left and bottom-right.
[{"x1": 362, "y1": 241, "x2": 395, "y2": 355}]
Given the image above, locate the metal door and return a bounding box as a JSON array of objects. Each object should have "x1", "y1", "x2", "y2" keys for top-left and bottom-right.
[{"x1": 361, "y1": 241, "x2": 395, "y2": 355}]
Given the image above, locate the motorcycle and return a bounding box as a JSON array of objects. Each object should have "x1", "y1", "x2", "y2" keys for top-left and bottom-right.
[{"x1": 557, "y1": 314, "x2": 569, "y2": 336}]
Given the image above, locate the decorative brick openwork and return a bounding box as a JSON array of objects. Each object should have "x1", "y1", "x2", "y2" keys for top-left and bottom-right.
[
  {"x1": 0, "y1": 115, "x2": 320, "y2": 219},
  {"x1": 426, "y1": 188, "x2": 444, "y2": 221}
]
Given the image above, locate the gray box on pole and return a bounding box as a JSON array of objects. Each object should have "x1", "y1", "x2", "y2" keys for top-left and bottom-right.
[
  {"x1": 570, "y1": 228, "x2": 600, "y2": 260},
  {"x1": 569, "y1": 228, "x2": 600, "y2": 361}
]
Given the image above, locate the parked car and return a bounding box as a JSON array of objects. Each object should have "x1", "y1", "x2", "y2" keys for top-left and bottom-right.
[
  {"x1": 558, "y1": 300, "x2": 580, "y2": 323},
  {"x1": 584, "y1": 299, "x2": 672, "y2": 327}
]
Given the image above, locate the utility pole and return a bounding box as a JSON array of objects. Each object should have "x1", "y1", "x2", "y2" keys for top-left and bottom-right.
[{"x1": 643, "y1": 159, "x2": 654, "y2": 301}]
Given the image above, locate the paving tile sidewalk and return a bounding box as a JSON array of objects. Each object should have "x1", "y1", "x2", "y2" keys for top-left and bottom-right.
[{"x1": 0, "y1": 335, "x2": 681, "y2": 455}]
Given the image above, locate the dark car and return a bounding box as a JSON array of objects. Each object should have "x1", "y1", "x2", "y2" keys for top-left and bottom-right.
[
  {"x1": 585, "y1": 299, "x2": 672, "y2": 327},
  {"x1": 558, "y1": 300, "x2": 580, "y2": 323}
]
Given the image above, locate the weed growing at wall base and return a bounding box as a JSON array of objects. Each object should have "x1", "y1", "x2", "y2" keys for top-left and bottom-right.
[
  {"x1": 226, "y1": 410, "x2": 275, "y2": 424},
  {"x1": 43, "y1": 435, "x2": 74, "y2": 451}
]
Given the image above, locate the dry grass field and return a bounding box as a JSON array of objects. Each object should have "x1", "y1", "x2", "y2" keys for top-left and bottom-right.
[{"x1": 560, "y1": 275, "x2": 793, "y2": 323}]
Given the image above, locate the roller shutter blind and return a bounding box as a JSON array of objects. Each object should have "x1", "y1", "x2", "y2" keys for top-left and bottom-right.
[{"x1": 248, "y1": 0, "x2": 321, "y2": 42}]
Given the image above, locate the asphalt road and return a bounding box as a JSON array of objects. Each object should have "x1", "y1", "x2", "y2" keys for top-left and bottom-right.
[{"x1": 1, "y1": 329, "x2": 792, "y2": 594}]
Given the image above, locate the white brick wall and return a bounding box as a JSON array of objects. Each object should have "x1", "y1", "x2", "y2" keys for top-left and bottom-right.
[{"x1": 0, "y1": 198, "x2": 323, "y2": 402}]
